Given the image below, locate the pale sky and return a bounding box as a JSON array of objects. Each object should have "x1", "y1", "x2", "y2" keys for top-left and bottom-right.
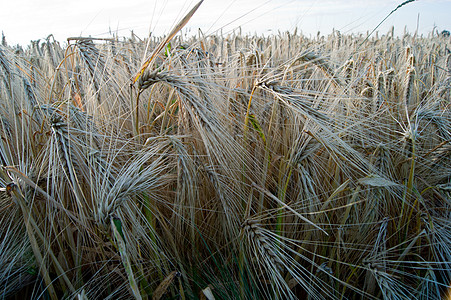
[{"x1": 1, "y1": 0, "x2": 450, "y2": 46}]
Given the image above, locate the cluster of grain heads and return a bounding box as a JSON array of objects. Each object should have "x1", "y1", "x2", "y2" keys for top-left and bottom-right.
[{"x1": 0, "y1": 22, "x2": 450, "y2": 299}]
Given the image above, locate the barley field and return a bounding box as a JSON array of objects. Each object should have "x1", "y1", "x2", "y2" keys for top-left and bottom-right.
[{"x1": 0, "y1": 15, "x2": 450, "y2": 300}]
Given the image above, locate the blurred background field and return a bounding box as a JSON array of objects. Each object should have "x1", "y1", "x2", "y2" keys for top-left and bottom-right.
[{"x1": 1, "y1": 0, "x2": 451, "y2": 46}]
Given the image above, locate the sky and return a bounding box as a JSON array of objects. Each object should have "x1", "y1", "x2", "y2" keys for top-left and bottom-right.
[{"x1": 1, "y1": 0, "x2": 450, "y2": 46}]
